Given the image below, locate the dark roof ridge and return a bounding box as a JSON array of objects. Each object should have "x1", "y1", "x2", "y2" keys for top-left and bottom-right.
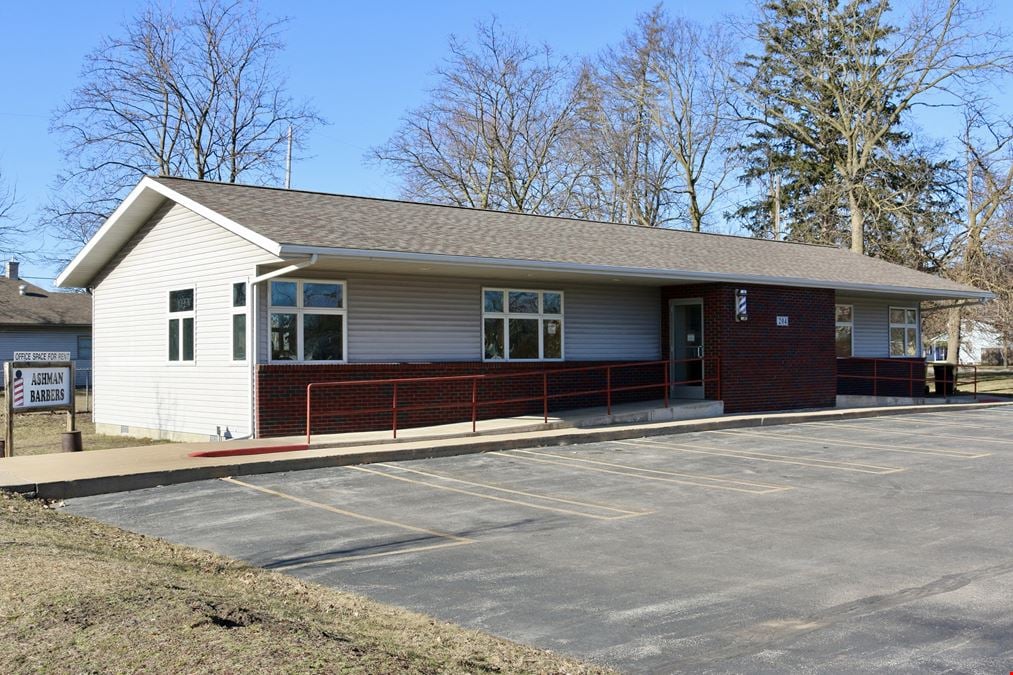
[{"x1": 151, "y1": 175, "x2": 840, "y2": 251}]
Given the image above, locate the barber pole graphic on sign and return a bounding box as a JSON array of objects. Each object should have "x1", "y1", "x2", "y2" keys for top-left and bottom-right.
[{"x1": 12, "y1": 371, "x2": 24, "y2": 407}]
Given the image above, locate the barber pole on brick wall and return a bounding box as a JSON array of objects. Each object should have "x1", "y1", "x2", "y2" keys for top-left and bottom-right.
[{"x1": 3, "y1": 354, "x2": 78, "y2": 458}]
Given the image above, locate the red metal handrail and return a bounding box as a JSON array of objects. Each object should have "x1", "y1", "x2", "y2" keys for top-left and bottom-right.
[
  {"x1": 305, "y1": 357, "x2": 721, "y2": 443},
  {"x1": 837, "y1": 357, "x2": 979, "y2": 399}
]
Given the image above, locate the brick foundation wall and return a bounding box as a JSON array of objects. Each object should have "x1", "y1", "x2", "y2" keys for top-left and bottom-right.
[
  {"x1": 257, "y1": 360, "x2": 667, "y2": 437},
  {"x1": 837, "y1": 357, "x2": 926, "y2": 397},
  {"x1": 661, "y1": 283, "x2": 837, "y2": 413}
]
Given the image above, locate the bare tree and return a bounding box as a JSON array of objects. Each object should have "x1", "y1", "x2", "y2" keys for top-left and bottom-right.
[
  {"x1": 575, "y1": 7, "x2": 676, "y2": 227},
  {"x1": 941, "y1": 107, "x2": 1013, "y2": 362},
  {"x1": 742, "y1": 0, "x2": 1012, "y2": 254},
  {"x1": 652, "y1": 16, "x2": 740, "y2": 232},
  {"x1": 0, "y1": 168, "x2": 21, "y2": 253},
  {"x1": 48, "y1": 0, "x2": 320, "y2": 254},
  {"x1": 372, "y1": 20, "x2": 587, "y2": 215}
]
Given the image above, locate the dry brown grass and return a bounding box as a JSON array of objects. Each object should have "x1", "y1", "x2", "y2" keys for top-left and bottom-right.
[
  {"x1": 3, "y1": 392, "x2": 171, "y2": 457},
  {"x1": 0, "y1": 493, "x2": 609, "y2": 674}
]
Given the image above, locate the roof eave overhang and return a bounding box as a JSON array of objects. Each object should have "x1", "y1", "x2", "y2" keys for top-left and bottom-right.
[
  {"x1": 279, "y1": 244, "x2": 994, "y2": 301},
  {"x1": 56, "y1": 177, "x2": 283, "y2": 288}
]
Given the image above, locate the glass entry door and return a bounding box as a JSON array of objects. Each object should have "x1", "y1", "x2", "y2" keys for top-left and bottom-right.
[{"x1": 670, "y1": 300, "x2": 705, "y2": 399}]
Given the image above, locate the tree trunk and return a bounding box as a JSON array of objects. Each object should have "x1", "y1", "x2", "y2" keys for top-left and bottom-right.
[
  {"x1": 946, "y1": 306, "x2": 962, "y2": 365},
  {"x1": 847, "y1": 187, "x2": 864, "y2": 254}
]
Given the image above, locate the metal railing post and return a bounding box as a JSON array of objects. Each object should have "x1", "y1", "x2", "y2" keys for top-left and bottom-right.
[
  {"x1": 606, "y1": 366, "x2": 612, "y2": 416},
  {"x1": 305, "y1": 384, "x2": 312, "y2": 445},
  {"x1": 873, "y1": 360, "x2": 878, "y2": 397},
  {"x1": 909, "y1": 360, "x2": 913, "y2": 397},
  {"x1": 392, "y1": 382, "x2": 398, "y2": 439},
  {"x1": 663, "y1": 360, "x2": 669, "y2": 408},
  {"x1": 472, "y1": 378, "x2": 478, "y2": 432},
  {"x1": 543, "y1": 372, "x2": 548, "y2": 424}
]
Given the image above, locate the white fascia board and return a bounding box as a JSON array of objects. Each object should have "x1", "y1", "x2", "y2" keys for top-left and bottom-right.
[
  {"x1": 57, "y1": 177, "x2": 283, "y2": 288},
  {"x1": 278, "y1": 244, "x2": 994, "y2": 301}
]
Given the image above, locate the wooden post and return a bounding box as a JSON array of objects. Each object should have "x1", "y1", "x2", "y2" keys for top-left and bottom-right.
[
  {"x1": 67, "y1": 361, "x2": 77, "y2": 432},
  {"x1": 3, "y1": 362, "x2": 12, "y2": 458}
]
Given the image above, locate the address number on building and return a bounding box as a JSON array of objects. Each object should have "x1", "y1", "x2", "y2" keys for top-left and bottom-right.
[{"x1": 776, "y1": 316, "x2": 790, "y2": 327}]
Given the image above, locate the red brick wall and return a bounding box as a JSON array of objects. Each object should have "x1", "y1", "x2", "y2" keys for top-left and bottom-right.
[
  {"x1": 661, "y1": 283, "x2": 837, "y2": 413},
  {"x1": 837, "y1": 357, "x2": 926, "y2": 397},
  {"x1": 257, "y1": 360, "x2": 668, "y2": 437}
]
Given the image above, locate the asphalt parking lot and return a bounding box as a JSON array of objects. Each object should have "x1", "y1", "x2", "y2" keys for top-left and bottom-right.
[{"x1": 67, "y1": 406, "x2": 1013, "y2": 673}]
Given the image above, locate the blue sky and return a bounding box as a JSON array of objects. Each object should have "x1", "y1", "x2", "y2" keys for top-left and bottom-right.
[{"x1": 0, "y1": 0, "x2": 1008, "y2": 285}]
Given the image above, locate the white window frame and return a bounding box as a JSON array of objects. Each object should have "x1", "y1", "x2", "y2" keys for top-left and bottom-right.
[
  {"x1": 835, "y1": 304, "x2": 854, "y2": 358},
  {"x1": 481, "y1": 288, "x2": 564, "y2": 362},
  {"x1": 888, "y1": 305, "x2": 920, "y2": 358},
  {"x1": 268, "y1": 278, "x2": 348, "y2": 364},
  {"x1": 167, "y1": 286, "x2": 196, "y2": 366},
  {"x1": 230, "y1": 279, "x2": 248, "y2": 363}
]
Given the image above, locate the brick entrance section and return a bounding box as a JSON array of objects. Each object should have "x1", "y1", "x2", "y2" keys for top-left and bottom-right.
[
  {"x1": 661, "y1": 283, "x2": 837, "y2": 413},
  {"x1": 257, "y1": 360, "x2": 667, "y2": 437}
]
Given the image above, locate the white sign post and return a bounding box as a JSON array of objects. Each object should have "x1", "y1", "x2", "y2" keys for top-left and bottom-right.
[{"x1": 3, "y1": 360, "x2": 76, "y2": 458}]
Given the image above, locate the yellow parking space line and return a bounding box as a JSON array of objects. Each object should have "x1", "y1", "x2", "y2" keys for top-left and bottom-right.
[
  {"x1": 807, "y1": 421, "x2": 1011, "y2": 447},
  {"x1": 632, "y1": 439, "x2": 904, "y2": 474},
  {"x1": 370, "y1": 462, "x2": 648, "y2": 516},
  {"x1": 271, "y1": 540, "x2": 474, "y2": 571},
  {"x1": 220, "y1": 477, "x2": 473, "y2": 543},
  {"x1": 717, "y1": 428, "x2": 991, "y2": 459},
  {"x1": 350, "y1": 465, "x2": 649, "y2": 521},
  {"x1": 493, "y1": 449, "x2": 793, "y2": 494}
]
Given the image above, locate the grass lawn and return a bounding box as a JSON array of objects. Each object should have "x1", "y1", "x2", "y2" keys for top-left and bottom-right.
[
  {"x1": 971, "y1": 369, "x2": 1013, "y2": 396},
  {"x1": 2, "y1": 391, "x2": 172, "y2": 457},
  {"x1": 0, "y1": 492, "x2": 607, "y2": 674}
]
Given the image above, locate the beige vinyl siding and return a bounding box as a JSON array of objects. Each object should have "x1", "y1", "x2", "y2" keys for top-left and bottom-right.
[
  {"x1": 838, "y1": 295, "x2": 922, "y2": 358},
  {"x1": 93, "y1": 201, "x2": 282, "y2": 439},
  {"x1": 257, "y1": 272, "x2": 661, "y2": 363}
]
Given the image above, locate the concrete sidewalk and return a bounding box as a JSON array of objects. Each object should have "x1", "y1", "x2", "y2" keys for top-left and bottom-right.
[{"x1": 2, "y1": 400, "x2": 1010, "y2": 499}]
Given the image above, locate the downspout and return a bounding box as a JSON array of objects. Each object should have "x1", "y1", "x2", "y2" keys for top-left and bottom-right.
[{"x1": 246, "y1": 254, "x2": 319, "y2": 438}]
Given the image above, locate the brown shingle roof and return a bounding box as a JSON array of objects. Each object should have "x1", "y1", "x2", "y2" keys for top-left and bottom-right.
[
  {"x1": 148, "y1": 176, "x2": 982, "y2": 297},
  {"x1": 0, "y1": 278, "x2": 91, "y2": 327}
]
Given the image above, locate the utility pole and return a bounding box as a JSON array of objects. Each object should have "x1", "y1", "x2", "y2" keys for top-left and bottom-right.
[{"x1": 285, "y1": 125, "x2": 293, "y2": 189}]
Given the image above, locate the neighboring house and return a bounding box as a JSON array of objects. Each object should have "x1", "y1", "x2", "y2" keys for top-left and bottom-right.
[
  {"x1": 928, "y1": 323, "x2": 1011, "y2": 365},
  {"x1": 56, "y1": 177, "x2": 989, "y2": 441},
  {"x1": 0, "y1": 261, "x2": 92, "y2": 386}
]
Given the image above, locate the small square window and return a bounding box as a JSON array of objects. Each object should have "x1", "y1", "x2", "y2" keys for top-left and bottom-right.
[
  {"x1": 508, "y1": 291, "x2": 539, "y2": 314},
  {"x1": 232, "y1": 282, "x2": 246, "y2": 308},
  {"x1": 484, "y1": 289, "x2": 504, "y2": 313},
  {"x1": 543, "y1": 292, "x2": 562, "y2": 315},
  {"x1": 304, "y1": 283, "x2": 342, "y2": 309},
  {"x1": 271, "y1": 281, "x2": 297, "y2": 307},
  {"x1": 169, "y1": 289, "x2": 194, "y2": 313}
]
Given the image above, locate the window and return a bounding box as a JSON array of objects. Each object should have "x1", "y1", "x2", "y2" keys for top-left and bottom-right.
[
  {"x1": 77, "y1": 335, "x2": 92, "y2": 361},
  {"x1": 269, "y1": 279, "x2": 346, "y2": 362},
  {"x1": 168, "y1": 288, "x2": 195, "y2": 362},
  {"x1": 835, "y1": 304, "x2": 853, "y2": 358},
  {"x1": 231, "y1": 281, "x2": 247, "y2": 361},
  {"x1": 889, "y1": 306, "x2": 919, "y2": 357},
  {"x1": 482, "y1": 288, "x2": 563, "y2": 361}
]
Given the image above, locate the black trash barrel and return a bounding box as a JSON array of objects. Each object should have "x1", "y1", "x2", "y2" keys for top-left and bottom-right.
[{"x1": 933, "y1": 363, "x2": 956, "y2": 396}]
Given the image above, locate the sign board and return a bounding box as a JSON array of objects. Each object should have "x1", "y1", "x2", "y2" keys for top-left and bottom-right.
[
  {"x1": 11, "y1": 365, "x2": 72, "y2": 410},
  {"x1": 776, "y1": 316, "x2": 790, "y2": 327},
  {"x1": 3, "y1": 360, "x2": 77, "y2": 458},
  {"x1": 13, "y1": 351, "x2": 71, "y2": 362}
]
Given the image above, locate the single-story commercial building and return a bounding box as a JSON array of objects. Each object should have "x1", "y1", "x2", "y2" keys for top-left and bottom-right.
[
  {"x1": 1, "y1": 261, "x2": 92, "y2": 386},
  {"x1": 56, "y1": 177, "x2": 989, "y2": 441}
]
